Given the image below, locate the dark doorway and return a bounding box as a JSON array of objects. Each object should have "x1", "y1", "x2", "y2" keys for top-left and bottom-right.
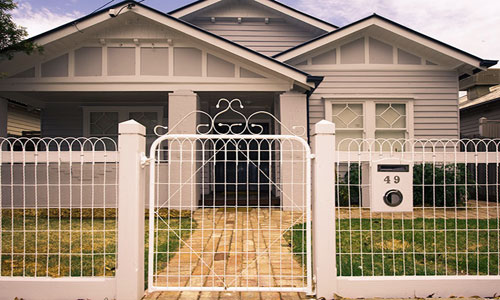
[{"x1": 202, "y1": 123, "x2": 280, "y2": 206}]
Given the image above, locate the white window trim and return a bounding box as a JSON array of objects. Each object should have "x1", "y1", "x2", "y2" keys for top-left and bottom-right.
[
  {"x1": 324, "y1": 98, "x2": 414, "y2": 141},
  {"x1": 82, "y1": 106, "x2": 164, "y2": 137}
]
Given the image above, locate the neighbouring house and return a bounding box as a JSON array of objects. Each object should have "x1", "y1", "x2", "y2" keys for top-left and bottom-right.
[
  {"x1": 459, "y1": 69, "x2": 500, "y2": 139},
  {"x1": 6, "y1": 100, "x2": 41, "y2": 137}
]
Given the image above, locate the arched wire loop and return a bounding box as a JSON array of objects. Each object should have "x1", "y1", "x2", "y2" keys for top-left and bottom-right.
[{"x1": 153, "y1": 98, "x2": 305, "y2": 136}]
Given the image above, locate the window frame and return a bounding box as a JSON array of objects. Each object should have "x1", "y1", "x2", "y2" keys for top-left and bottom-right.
[{"x1": 324, "y1": 98, "x2": 414, "y2": 142}]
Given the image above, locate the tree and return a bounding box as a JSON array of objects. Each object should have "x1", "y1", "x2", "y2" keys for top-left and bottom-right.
[{"x1": 0, "y1": 0, "x2": 42, "y2": 60}]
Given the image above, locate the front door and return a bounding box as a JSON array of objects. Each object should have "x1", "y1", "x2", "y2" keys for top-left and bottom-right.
[{"x1": 212, "y1": 123, "x2": 276, "y2": 205}]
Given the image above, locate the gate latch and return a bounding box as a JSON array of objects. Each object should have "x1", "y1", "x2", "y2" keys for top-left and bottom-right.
[{"x1": 140, "y1": 153, "x2": 151, "y2": 168}]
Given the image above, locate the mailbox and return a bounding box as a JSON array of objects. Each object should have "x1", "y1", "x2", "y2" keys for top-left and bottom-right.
[{"x1": 370, "y1": 160, "x2": 413, "y2": 212}]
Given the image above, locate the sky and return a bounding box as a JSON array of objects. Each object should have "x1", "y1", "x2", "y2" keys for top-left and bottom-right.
[{"x1": 10, "y1": 0, "x2": 500, "y2": 62}]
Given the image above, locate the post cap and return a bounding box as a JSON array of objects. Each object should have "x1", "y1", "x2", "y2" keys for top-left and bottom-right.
[
  {"x1": 118, "y1": 119, "x2": 146, "y2": 135},
  {"x1": 312, "y1": 120, "x2": 335, "y2": 135}
]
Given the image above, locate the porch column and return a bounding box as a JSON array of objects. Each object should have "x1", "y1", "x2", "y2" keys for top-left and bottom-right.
[
  {"x1": 167, "y1": 90, "x2": 200, "y2": 211},
  {"x1": 0, "y1": 98, "x2": 7, "y2": 137},
  {"x1": 279, "y1": 91, "x2": 308, "y2": 211}
]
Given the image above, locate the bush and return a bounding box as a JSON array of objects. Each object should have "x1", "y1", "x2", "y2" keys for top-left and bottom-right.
[
  {"x1": 336, "y1": 163, "x2": 362, "y2": 207},
  {"x1": 413, "y1": 163, "x2": 473, "y2": 207},
  {"x1": 336, "y1": 163, "x2": 474, "y2": 207}
]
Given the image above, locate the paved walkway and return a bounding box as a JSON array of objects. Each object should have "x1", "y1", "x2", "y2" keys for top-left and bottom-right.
[{"x1": 144, "y1": 208, "x2": 307, "y2": 300}]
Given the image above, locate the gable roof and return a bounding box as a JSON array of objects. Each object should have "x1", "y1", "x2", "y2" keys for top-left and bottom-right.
[
  {"x1": 169, "y1": 0, "x2": 337, "y2": 32},
  {"x1": 18, "y1": 0, "x2": 314, "y2": 89},
  {"x1": 274, "y1": 14, "x2": 497, "y2": 72}
]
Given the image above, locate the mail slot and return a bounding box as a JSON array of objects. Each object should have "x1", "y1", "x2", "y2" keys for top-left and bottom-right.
[
  {"x1": 377, "y1": 164, "x2": 409, "y2": 172},
  {"x1": 370, "y1": 159, "x2": 413, "y2": 212}
]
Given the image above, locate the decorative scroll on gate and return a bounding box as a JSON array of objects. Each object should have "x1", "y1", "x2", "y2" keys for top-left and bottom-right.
[{"x1": 147, "y1": 99, "x2": 312, "y2": 293}]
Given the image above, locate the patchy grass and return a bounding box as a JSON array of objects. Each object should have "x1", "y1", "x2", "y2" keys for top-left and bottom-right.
[
  {"x1": 0, "y1": 209, "x2": 196, "y2": 283},
  {"x1": 286, "y1": 219, "x2": 499, "y2": 276},
  {"x1": 283, "y1": 223, "x2": 307, "y2": 268}
]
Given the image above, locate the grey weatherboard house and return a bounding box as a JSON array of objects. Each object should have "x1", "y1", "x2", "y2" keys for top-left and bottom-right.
[{"x1": 0, "y1": 0, "x2": 496, "y2": 144}]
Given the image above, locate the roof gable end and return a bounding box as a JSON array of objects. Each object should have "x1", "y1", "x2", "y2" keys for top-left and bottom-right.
[
  {"x1": 2, "y1": 1, "x2": 313, "y2": 90},
  {"x1": 274, "y1": 14, "x2": 497, "y2": 75},
  {"x1": 169, "y1": 0, "x2": 337, "y2": 32}
]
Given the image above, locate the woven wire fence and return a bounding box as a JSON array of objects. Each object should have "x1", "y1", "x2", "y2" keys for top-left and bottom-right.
[
  {"x1": 335, "y1": 138, "x2": 500, "y2": 276},
  {"x1": 0, "y1": 137, "x2": 118, "y2": 277}
]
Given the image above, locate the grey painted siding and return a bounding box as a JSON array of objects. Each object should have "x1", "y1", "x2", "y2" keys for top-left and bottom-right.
[
  {"x1": 300, "y1": 68, "x2": 460, "y2": 139},
  {"x1": 460, "y1": 100, "x2": 500, "y2": 138},
  {"x1": 190, "y1": 20, "x2": 321, "y2": 57}
]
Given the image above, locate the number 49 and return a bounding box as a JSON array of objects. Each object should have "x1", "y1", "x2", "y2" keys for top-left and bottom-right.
[{"x1": 384, "y1": 176, "x2": 400, "y2": 184}]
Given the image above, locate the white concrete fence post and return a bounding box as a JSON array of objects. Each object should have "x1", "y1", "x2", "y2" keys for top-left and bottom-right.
[
  {"x1": 311, "y1": 120, "x2": 337, "y2": 299},
  {"x1": 116, "y1": 120, "x2": 147, "y2": 300}
]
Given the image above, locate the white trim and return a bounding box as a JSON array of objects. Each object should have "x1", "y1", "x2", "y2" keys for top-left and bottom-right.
[{"x1": 169, "y1": 0, "x2": 337, "y2": 32}]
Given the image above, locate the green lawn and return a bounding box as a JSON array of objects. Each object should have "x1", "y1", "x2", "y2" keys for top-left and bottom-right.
[
  {"x1": 286, "y1": 218, "x2": 500, "y2": 276},
  {"x1": 0, "y1": 208, "x2": 195, "y2": 282}
]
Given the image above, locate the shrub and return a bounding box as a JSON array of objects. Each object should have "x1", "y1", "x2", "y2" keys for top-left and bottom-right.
[
  {"x1": 336, "y1": 163, "x2": 362, "y2": 207},
  {"x1": 413, "y1": 163, "x2": 473, "y2": 207}
]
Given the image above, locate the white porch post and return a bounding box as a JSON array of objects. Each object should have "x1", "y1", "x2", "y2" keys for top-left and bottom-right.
[
  {"x1": 168, "y1": 90, "x2": 200, "y2": 210},
  {"x1": 311, "y1": 120, "x2": 337, "y2": 299},
  {"x1": 0, "y1": 98, "x2": 8, "y2": 137},
  {"x1": 116, "y1": 120, "x2": 146, "y2": 300},
  {"x1": 279, "y1": 91, "x2": 308, "y2": 211}
]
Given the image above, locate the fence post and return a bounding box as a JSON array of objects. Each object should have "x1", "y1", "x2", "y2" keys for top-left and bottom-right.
[
  {"x1": 116, "y1": 120, "x2": 146, "y2": 300},
  {"x1": 311, "y1": 120, "x2": 337, "y2": 299}
]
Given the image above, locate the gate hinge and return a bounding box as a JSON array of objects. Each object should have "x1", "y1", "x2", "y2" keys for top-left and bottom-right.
[{"x1": 140, "y1": 153, "x2": 151, "y2": 168}]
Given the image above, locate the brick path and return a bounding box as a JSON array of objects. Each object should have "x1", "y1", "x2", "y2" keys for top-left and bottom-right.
[{"x1": 144, "y1": 208, "x2": 308, "y2": 300}]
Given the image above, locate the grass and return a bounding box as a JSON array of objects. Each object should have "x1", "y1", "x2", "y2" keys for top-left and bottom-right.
[
  {"x1": 286, "y1": 218, "x2": 500, "y2": 276},
  {"x1": 0, "y1": 208, "x2": 196, "y2": 283}
]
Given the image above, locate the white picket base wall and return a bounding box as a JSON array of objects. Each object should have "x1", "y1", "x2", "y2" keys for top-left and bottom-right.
[
  {"x1": 0, "y1": 277, "x2": 116, "y2": 300},
  {"x1": 336, "y1": 276, "x2": 500, "y2": 298}
]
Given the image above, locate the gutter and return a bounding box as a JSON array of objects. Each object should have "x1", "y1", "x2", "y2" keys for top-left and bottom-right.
[{"x1": 305, "y1": 75, "x2": 325, "y2": 144}]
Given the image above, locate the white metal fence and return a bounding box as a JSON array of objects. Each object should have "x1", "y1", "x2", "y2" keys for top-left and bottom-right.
[
  {"x1": 1, "y1": 121, "x2": 500, "y2": 300},
  {"x1": 0, "y1": 137, "x2": 118, "y2": 278},
  {"x1": 332, "y1": 138, "x2": 500, "y2": 296}
]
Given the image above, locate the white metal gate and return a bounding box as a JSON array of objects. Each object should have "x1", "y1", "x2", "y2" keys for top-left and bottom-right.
[{"x1": 147, "y1": 99, "x2": 312, "y2": 293}]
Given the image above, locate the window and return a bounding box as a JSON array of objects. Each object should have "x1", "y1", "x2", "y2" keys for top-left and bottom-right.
[
  {"x1": 325, "y1": 100, "x2": 412, "y2": 151},
  {"x1": 84, "y1": 107, "x2": 164, "y2": 151},
  {"x1": 331, "y1": 103, "x2": 364, "y2": 150}
]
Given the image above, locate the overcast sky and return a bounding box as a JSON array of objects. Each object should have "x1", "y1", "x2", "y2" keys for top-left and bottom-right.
[{"x1": 11, "y1": 0, "x2": 500, "y2": 63}]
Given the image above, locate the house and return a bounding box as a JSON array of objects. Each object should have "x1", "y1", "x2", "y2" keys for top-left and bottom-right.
[
  {"x1": 5, "y1": 100, "x2": 41, "y2": 137},
  {"x1": 459, "y1": 69, "x2": 500, "y2": 138},
  {"x1": 0, "y1": 0, "x2": 497, "y2": 150}
]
